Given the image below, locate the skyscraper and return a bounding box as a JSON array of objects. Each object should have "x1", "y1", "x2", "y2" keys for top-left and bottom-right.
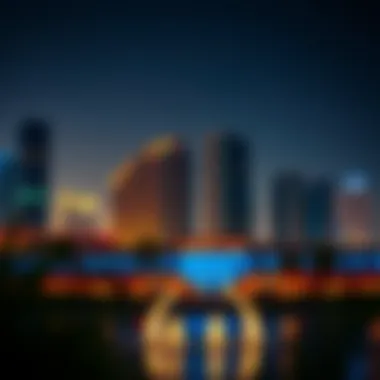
[
  {"x1": 110, "y1": 136, "x2": 190, "y2": 247},
  {"x1": 202, "y1": 133, "x2": 251, "y2": 237},
  {"x1": 16, "y1": 118, "x2": 51, "y2": 229},
  {"x1": 272, "y1": 171, "x2": 305, "y2": 244},
  {"x1": 304, "y1": 178, "x2": 333, "y2": 244},
  {"x1": 336, "y1": 172, "x2": 373, "y2": 247},
  {"x1": 0, "y1": 151, "x2": 18, "y2": 227}
]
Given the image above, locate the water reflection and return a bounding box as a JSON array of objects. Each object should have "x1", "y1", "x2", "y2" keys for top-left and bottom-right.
[
  {"x1": 101, "y1": 303, "x2": 378, "y2": 380},
  {"x1": 139, "y1": 291, "x2": 265, "y2": 379},
  {"x1": 6, "y1": 299, "x2": 376, "y2": 380},
  {"x1": 276, "y1": 315, "x2": 303, "y2": 380}
]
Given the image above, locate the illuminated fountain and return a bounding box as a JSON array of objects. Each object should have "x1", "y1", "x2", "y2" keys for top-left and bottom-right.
[{"x1": 142, "y1": 288, "x2": 265, "y2": 380}]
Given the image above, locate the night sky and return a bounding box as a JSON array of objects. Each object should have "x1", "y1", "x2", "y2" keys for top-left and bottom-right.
[{"x1": 0, "y1": 0, "x2": 379, "y2": 236}]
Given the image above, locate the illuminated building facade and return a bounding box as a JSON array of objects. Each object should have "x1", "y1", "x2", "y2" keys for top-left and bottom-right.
[
  {"x1": 110, "y1": 136, "x2": 190, "y2": 247},
  {"x1": 336, "y1": 172, "x2": 373, "y2": 247},
  {"x1": 16, "y1": 118, "x2": 51, "y2": 229},
  {"x1": 0, "y1": 151, "x2": 18, "y2": 227},
  {"x1": 202, "y1": 133, "x2": 251, "y2": 237},
  {"x1": 304, "y1": 178, "x2": 333, "y2": 244},
  {"x1": 272, "y1": 172, "x2": 305, "y2": 244},
  {"x1": 53, "y1": 189, "x2": 101, "y2": 234}
]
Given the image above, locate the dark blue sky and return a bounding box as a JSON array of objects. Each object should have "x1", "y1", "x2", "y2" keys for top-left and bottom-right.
[{"x1": 0, "y1": 0, "x2": 379, "y2": 235}]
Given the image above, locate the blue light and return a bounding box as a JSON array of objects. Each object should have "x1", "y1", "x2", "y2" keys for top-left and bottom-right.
[
  {"x1": 80, "y1": 254, "x2": 137, "y2": 274},
  {"x1": 176, "y1": 250, "x2": 251, "y2": 292}
]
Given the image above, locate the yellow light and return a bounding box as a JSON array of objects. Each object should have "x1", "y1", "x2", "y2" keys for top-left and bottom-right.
[
  {"x1": 141, "y1": 135, "x2": 182, "y2": 158},
  {"x1": 53, "y1": 189, "x2": 101, "y2": 230}
]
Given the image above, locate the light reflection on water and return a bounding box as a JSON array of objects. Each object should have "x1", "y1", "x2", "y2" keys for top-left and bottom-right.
[
  {"x1": 90, "y1": 302, "x2": 380, "y2": 380},
  {"x1": 8, "y1": 250, "x2": 380, "y2": 294}
]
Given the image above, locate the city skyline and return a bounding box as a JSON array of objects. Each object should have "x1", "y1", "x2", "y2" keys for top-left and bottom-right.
[
  {"x1": 2, "y1": 4, "x2": 380, "y2": 379},
  {"x1": 1, "y1": 1, "x2": 380, "y2": 238},
  {"x1": 0, "y1": 124, "x2": 378, "y2": 244}
]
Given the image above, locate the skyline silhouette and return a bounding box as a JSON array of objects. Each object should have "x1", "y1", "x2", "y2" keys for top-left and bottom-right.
[{"x1": 1, "y1": 1, "x2": 380, "y2": 238}]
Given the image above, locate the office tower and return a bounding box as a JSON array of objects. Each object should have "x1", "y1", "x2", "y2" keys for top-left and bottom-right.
[
  {"x1": 202, "y1": 133, "x2": 251, "y2": 237},
  {"x1": 53, "y1": 189, "x2": 101, "y2": 234},
  {"x1": 0, "y1": 151, "x2": 18, "y2": 227},
  {"x1": 336, "y1": 171, "x2": 373, "y2": 247},
  {"x1": 304, "y1": 178, "x2": 333, "y2": 244},
  {"x1": 109, "y1": 136, "x2": 190, "y2": 247},
  {"x1": 16, "y1": 118, "x2": 51, "y2": 229},
  {"x1": 272, "y1": 171, "x2": 305, "y2": 244}
]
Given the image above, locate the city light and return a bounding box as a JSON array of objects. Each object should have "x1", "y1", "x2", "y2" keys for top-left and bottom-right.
[{"x1": 1, "y1": 0, "x2": 379, "y2": 378}]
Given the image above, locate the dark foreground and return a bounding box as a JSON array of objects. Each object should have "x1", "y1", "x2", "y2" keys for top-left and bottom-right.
[{"x1": 1, "y1": 292, "x2": 379, "y2": 380}]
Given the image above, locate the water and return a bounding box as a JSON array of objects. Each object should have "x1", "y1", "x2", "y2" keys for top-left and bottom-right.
[
  {"x1": 7, "y1": 249, "x2": 380, "y2": 292},
  {"x1": 3, "y1": 249, "x2": 380, "y2": 378},
  {"x1": 1, "y1": 292, "x2": 378, "y2": 380},
  {"x1": 102, "y1": 299, "x2": 378, "y2": 379}
]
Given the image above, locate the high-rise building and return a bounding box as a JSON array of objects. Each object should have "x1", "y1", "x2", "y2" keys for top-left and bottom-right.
[
  {"x1": 110, "y1": 136, "x2": 190, "y2": 247},
  {"x1": 202, "y1": 133, "x2": 251, "y2": 237},
  {"x1": 304, "y1": 178, "x2": 333, "y2": 244},
  {"x1": 15, "y1": 118, "x2": 51, "y2": 229},
  {"x1": 336, "y1": 171, "x2": 373, "y2": 247},
  {"x1": 272, "y1": 172, "x2": 305, "y2": 244},
  {"x1": 0, "y1": 151, "x2": 18, "y2": 227}
]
